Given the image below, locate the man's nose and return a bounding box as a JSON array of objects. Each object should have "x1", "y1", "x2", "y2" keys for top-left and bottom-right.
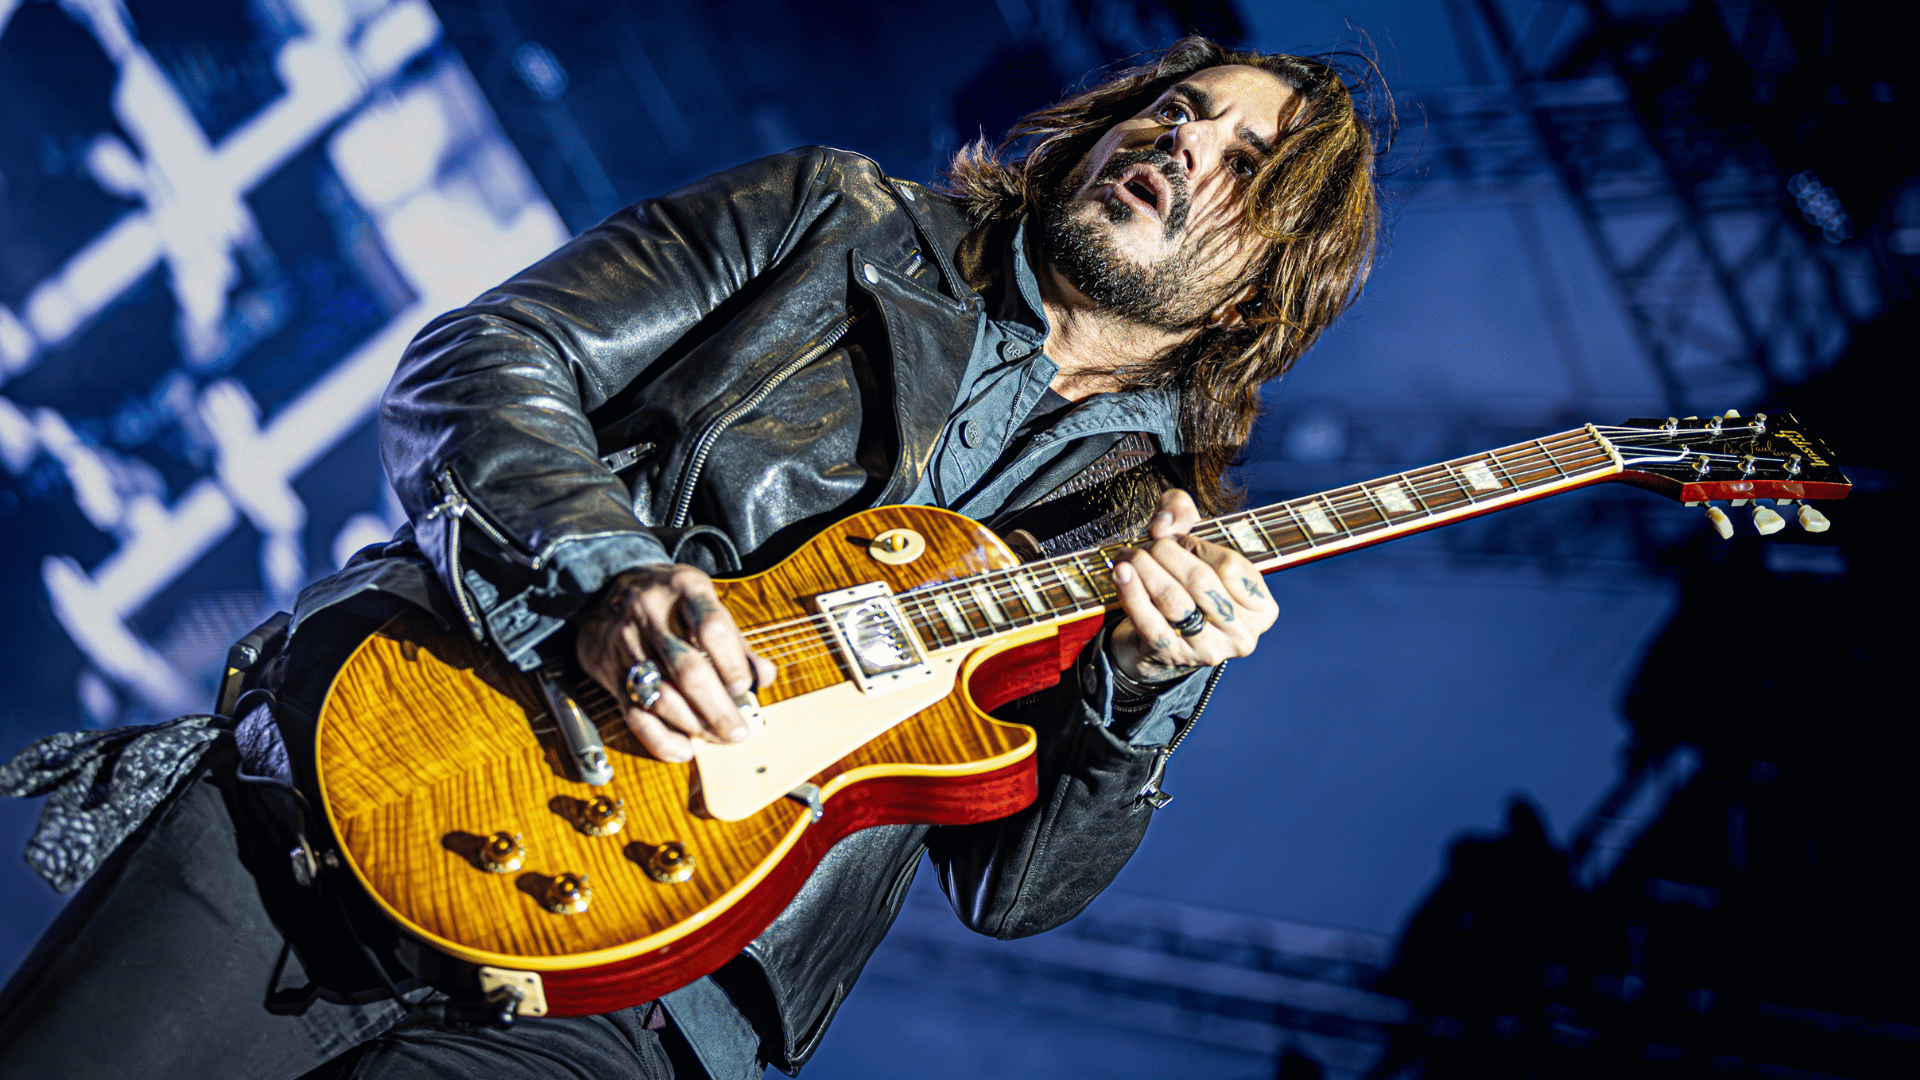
[{"x1": 1153, "y1": 123, "x2": 1211, "y2": 177}]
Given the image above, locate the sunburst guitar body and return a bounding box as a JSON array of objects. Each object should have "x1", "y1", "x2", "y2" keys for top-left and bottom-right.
[{"x1": 315, "y1": 506, "x2": 1102, "y2": 1017}]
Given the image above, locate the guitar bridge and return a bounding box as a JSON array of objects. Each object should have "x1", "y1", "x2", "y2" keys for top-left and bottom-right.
[{"x1": 813, "y1": 582, "x2": 934, "y2": 695}]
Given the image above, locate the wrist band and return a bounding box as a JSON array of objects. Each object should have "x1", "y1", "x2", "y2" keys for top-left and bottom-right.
[{"x1": 1109, "y1": 659, "x2": 1165, "y2": 701}]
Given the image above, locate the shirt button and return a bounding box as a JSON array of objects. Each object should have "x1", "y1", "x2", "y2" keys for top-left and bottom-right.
[
  {"x1": 999, "y1": 340, "x2": 1029, "y2": 361},
  {"x1": 958, "y1": 420, "x2": 981, "y2": 448},
  {"x1": 863, "y1": 263, "x2": 879, "y2": 284}
]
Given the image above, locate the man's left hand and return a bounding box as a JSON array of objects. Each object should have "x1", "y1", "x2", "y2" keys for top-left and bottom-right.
[{"x1": 1107, "y1": 488, "x2": 1277, "y2": 685}]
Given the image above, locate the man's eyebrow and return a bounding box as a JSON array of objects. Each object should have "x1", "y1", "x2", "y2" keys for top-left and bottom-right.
[{"x1": 1170, "y1": 81, "x2": 1277, "y2": 159}]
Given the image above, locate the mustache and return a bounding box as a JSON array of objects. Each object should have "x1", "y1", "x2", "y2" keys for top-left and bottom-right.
[{"x1": 1092, "y1": 149, "x2": 1192, "y2": 238}]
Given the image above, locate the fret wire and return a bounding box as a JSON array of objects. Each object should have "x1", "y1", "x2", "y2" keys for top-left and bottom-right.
[
  {"x1": 1449, "y1": 456, "x2": 1485, "y2": 504},
  {"x1": 1536, "y1": 438, "x2": 1569, "y2": 478},
  {"x1": 1280, "y1": 502, "x2": 1322, "y2": 548},
  {"x1": 1331, "y1": 492, "x2": 1360, "y2": 538},
  {"x1": 1357, "y1": 484, "x2": 1393, "y2": 529},
  {"x1": 1249, "y1": 507, "x2": 1297, "y2": 554},
  {"x1": 1247, "y1": 510, "x2": 1280, "y2": 551},
  {"x1": 819, "y1": 433, "x2": 1617, "y2": 658},
  {"x1": 1403, "y1": 468, "x2": 1437, "y2": 514},
  {"x1": 1486, "y1": 448, "x2": 1522, "y2": 490}
]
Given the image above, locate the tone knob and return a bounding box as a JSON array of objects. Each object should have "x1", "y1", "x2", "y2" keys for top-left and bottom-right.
[
  {"x1": 580, "y1": 796, "x2": 626, "y2": 837},
  {"x1": 543, "y1": 872, "x2": 593, "y2": 915},
  {"x1": 479, "y1": 832, "x2": 526, "y2": 874},
  {"x1": 645, "y1": 841, "x2": 696, "y2": 884}
]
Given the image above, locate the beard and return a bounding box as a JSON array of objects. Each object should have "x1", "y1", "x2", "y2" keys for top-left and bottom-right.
[{"x1": 1036, "y1": 149, "x2": 1215, "y2": 331}]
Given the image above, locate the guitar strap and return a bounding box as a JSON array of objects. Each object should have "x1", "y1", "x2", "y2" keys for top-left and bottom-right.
[{"x1": 989, "y1": 432, "x2": 1192, "y2": 558}]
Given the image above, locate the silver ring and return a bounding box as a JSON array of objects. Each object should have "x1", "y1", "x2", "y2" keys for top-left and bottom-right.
[
  {"x1": 624, "y1": 659, "x2": 665, "y2": 711},
  {"x1": 1171, "y1": 608, "x2": 1207, "y2": 637}
]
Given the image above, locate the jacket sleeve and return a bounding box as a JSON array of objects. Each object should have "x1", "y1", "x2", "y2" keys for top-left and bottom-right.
[
  {"x1": 925, "y1": 636, "x2": 1217, "y2": 940},
  {"x1": 379, "y1": 149, "x2": 832, "y2": 667}
]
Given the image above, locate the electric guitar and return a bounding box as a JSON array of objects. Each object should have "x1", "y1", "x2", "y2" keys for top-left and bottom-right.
[{"x1": 312, "y1": 413, "x2": 1847, "y2": 1018}]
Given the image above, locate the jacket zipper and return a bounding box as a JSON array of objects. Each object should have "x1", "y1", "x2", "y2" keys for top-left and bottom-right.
[
  {"x1": 425, "y1": 468, "x2": 537, "y2": 640},
  {"x1": 667, "y1": 311, "x2": 859, "y2": 528},
  {"x1": 1136, "y1": 660, "x2": 1226, "y2": 810}
]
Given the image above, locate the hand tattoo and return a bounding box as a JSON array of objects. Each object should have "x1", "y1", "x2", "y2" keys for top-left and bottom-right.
[
  {"x1": 1241, "y1": 576, "x2": 1264, "y2": 601},
  {"x1": 1205, "y1": 588, "x2": 1235, "y2": 621}
]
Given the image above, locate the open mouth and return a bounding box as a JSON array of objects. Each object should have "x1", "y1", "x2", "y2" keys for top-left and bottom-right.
[{"x1": 1108, "y1": 162, "x2": 1170, "y2": 221}]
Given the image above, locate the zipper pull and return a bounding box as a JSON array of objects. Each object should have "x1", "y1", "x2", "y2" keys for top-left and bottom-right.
[{"x1": 1135, "y1": 749, "x2": 1173, "y2": 810}]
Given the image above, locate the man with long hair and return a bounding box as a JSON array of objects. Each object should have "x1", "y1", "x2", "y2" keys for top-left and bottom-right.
[{"x1": 0, "y1": 35, "x2": 1382, "y2": 1080}]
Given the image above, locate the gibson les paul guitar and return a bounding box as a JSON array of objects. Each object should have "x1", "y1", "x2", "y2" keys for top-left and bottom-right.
[{"x1": 312, "y1": 413, "x2": 1848, "y2": 1018}]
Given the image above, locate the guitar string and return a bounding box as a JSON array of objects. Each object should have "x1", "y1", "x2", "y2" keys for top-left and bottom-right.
[
  {"x1": 737, "y1": 434, "x2": 1618, "y2": 665},
  {"x1": 589, "y1": 427, "x2": 1770, "y2": 706},
  {"x1": 732, "y1": 434, "x2": 1615, "y2": 656},
  {"x1": 737, "y1": 441, "x2": 1620, "y2": 661},
  {"x1": 725, "y1": 430, "x2": 1614, "y2": 653},
  {"x1": 726, "y1": 423, "x2": 1778, "y2": 652}
]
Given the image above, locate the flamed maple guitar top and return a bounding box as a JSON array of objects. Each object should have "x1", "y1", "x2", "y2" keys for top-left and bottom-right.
[{"x1": 316, "y1": 506, "x2": 1060, "y2": 973}]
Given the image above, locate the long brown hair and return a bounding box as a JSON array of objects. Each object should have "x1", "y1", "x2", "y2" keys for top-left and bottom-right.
[{"x1": 942, "y1": 36, "x2": 1387, "y2": 515}]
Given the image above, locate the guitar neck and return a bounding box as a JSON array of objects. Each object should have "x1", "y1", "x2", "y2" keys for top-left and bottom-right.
[{"x1": 895, "y1": 426, "x2": 1623, "y2": 652}]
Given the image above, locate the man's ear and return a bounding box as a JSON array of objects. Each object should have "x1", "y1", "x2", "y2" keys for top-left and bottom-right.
[{"x1": 1206, "y1": 280, "x2": 1263, "y2": 330}]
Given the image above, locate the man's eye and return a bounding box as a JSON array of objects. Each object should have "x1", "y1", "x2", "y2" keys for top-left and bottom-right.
[
  {"x1": 1158, "y1": 103, "x2": 1191, "y2": 124},
  {"x1": 1231, "y1": 156, "x2": 1259, "y2": 178}
]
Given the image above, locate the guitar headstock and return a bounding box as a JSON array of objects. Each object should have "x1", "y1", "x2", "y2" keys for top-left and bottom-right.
[{"x1": 1600, "y1": 412, "x2": 1850, "y2": 537}]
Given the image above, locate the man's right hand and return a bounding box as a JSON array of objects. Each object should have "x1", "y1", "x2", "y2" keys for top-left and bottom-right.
[{"x1": 575, "y1": 565, "x2": 777, "y2": 763}]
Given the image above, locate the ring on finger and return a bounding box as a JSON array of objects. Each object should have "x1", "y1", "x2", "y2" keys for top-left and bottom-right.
[
  {"x1": 625, "y1": 659, "x2": 665, "y2": 711},
  {"x1": 1171, "y1": 608, "x2": 1207, "y2": 637}
]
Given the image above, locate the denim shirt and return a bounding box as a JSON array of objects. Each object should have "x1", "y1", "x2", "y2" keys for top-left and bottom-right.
[{"x1": 903, "y1": 221, "x2": 1205, "y2": 747}]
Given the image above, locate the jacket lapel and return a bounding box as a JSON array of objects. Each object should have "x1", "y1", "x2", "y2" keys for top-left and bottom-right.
[{"x1": 848, "y1": 248, "x2": 981, "y2": 507}]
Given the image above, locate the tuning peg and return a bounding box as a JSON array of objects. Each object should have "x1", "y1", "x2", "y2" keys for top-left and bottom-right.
[
  {"x1": 1751, "y1": 505, "x2": 1786, "y2": 535},
  {"x1": 1705, "y1": 505, "x2": 1734, "y2": 539},
  {"x1": 1797, "y1": 504, "x2": 1831, "y2": 533},
  {"x1": 1724, "y1": 409, "x2": 1741, "y2": 418}
]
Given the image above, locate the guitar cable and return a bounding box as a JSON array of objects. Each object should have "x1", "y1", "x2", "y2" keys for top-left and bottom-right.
[{"x1": 224, "y1": 689, "x2": 520, "y2": 1028}]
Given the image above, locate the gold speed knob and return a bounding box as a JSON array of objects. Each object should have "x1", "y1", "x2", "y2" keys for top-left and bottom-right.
[
  {"x1": 479, "y1": 832, "x2": 526, "y2": 874},
  {"x1": 645, "y1": 841, "x2": 696, "y2": 884},
  {"x1": 543, "y1": 872, "x2": 593, "y2": 915},
  {"x1": 579, "y1": 796, "x2": 626, "y2": 837}
]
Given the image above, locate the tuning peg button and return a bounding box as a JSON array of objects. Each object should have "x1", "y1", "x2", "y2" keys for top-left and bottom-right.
[
  {"x1": 1705, "y1": 505, "x2": 1734, "y2": 539},
  {"x1": 1751, "y1": 505, "x2": 1786, "y2": 535},
  {"x1": 1797, "y1": 505, "x2": 1831, "y2": 533}
]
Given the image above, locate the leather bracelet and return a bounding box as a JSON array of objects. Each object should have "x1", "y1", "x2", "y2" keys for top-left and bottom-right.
[
  {"x1": 1103, "y1": 629, "x2": 1186, "y2": 702},
  {"x1": 1109, "y1": 659, "x2": 1165, "y2": 702}
]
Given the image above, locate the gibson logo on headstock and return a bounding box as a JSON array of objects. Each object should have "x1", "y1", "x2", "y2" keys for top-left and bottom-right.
[{"x1": 1777, "y1": 430, "x2": 1829, "y2": 467}]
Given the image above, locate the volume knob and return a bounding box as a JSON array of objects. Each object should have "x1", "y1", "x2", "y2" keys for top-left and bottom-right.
[
  {"x1": 645, "y1": 841, "x2": 696, "y2": 884},
  {"x1": 543, "y1": 873, "x2": 593, "y2": 915},
  {"x1": 579, "y1": 796, "x2": 626, "y2": 837},
  {"x1": 479, "y1": 832, "x2": 526, "y2": 873}
]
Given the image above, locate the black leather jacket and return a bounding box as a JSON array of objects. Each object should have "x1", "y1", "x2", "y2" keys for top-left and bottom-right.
[{"x1": 372, "y1": 148, "x2": 1182, "y2": 1071}]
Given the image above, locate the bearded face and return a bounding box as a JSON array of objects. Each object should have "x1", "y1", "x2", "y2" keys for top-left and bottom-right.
[{"x1": 1036, "y1": 147, "x2": 1221, "y2": 332}]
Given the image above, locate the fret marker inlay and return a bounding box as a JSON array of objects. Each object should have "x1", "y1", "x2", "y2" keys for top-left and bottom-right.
[
  {"x1": 1013, "y1": 573, "x2": 1045, "y2": 614},
  {"x1": 1300, "y1": 503, "x2": 1337, "y2": 535},
  {"x1": 1461, "y1": 461, "x2": 1501, "y2": 492},
  {"x1": 1378, "y1": 482, "x2": 1414, "y2": 514},
  {"x1": 1226, "y1": 518, "x2": 1266, "y2": 552},
  {"x1": 1057, "y1": 566, "x2": 1094, "y2": 600},
  {"x1": 933, "y1": 594, "x2": 967, "y2": 636},
  {"x1": 971, "y1": 585, "x2": 1007, "y2": 625}
]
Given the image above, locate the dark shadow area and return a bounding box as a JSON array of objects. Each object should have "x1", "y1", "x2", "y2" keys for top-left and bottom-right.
[{"x1": 1368, "y1": 299, "x2": 1911, "y2": 1077}]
